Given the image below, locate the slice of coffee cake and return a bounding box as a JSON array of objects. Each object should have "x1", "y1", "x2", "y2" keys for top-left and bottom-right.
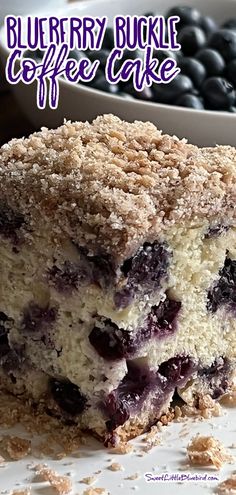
[{"x1": 0, "y1": 115, "x2": 235, "y2": 445}]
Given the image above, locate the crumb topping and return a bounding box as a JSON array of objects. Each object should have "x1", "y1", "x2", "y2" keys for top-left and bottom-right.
[
  {"x1": 0, "y1": 114, "x2": 235, "y2": 261},
  {"x1": 217, "y1": 473, "x2": 236, "y2": 493},
  {"x1": 187, "y1": 435, "x2": 233, "y2": 469},
  {"x1": 2, "y1": 436, "x2": 31, "y2": 460},
  {"x1": 107, "y1": 462, "x2": 124, "y2": 471},
  {"x1": 35, "y1": 465, "x2": 72, "y2": 494}
]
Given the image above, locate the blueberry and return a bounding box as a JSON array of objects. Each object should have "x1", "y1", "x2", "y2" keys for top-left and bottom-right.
[
  {"x1": 207, "y1": 256, "x2": 236, "y2": 312},
  {"x1": 179, "y1": 57, "x2": 206, "y2": 88},
  {"x1": 24, "y1": 49, "x2": 44, "y2": 61},
  {"x1": 158, "y1": 355, "x2": 194, "y2": 388},
  {"x1": 196, "y1": 48, "x2": 225, "y2": 76},
  {"x1": 68, "y1": 50, "x2": 87, "y2": 62},
  {"x1": 153, "y1": 74, "x2": 193, "y2": 104},
  {"x1": 89, "y1": 296, "x2": 181, "y2": 360},
  {"x1": 102, "y1": 26, "x2": 114, "y2": 50},
  {"x1": 202, "y1": 77, "x2": 235, "y2": 110},
  {"x1": 222, "y1": 19, "x2": 236, "y2": 31},
  {"x1": 122, "y1": 83, "x2": 154, "y2": 101},
  {"x1": 154, "y1": 49, "x2": 178, "y2": 64},
  {"x1": 78, "y1": 246, "x2": 116, "y2": 289},
  {"x1": 209, "y1": 29, "x2": 236, "y2": 61},
  {"x1": 0, "y1": 204, "x2": 24, "y2": 244},
  {"x1": 120, "y1": 241, "x2": 169, "y2": 290},
  {"x1": 226, "y1": 59, "x2": 236, "y2": 86},
  {"x1": 175, "y1": 93, "x2": 204, "y2": 109},
  {"x1": 21, "y1": 303, "x2": 57, "y2": 333},
  {"x1": 91, "y1": 74, "x2": 119, "y2": 94},
  {"x1": 50, "y1": 379, "x2": 87, "y2": 416},
  {"x1": 166, "y1": 6, "x2": 202, "y2": 29},
  {"x1": 86, "y1": 49, "x2": 110, "y2": 69},
  {"x1": 199, "y1": 357, "x2": 230, "y2": 399},
  {"x1": 205, "y1": 224, "x2": 229, "y2": 239},
  {"x1": 48, "y1": 262, "x2": 88, "y2": 292},
  {"x1": 200, "y1": 16, "x2": 218, "y2": 36},
  {"x1": 178, "y1": 26, "x2": 206, "y2": 56},
  {"x1": 104, "y1": 362, "x2": 156, "y2": 430}
]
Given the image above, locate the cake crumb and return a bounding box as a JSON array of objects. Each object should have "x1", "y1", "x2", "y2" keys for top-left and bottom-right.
[
  {"x1": 216, "y1": 473, "x2": 236, "y2": 493},
  {"x1": 11, "y1": 490, "x2": 31, "y2": 495},
  {"x1": 187, "y1": 435, "x2": 233, "y2": 469},
  {"x1": 220, "y1": 388, "x2": 236, "y2": 408},
  {"x1": 110, "y1": 443, "x2": 133, "y2": 454},
  {"x1": 124, "y1": 473, "x2": 140, "y2": 480},
  {"x1": 3, "y1": 436, "x2": 31, "y2": 460},
  {"x1": 80, "y1": 476, "x2": 97, "y2": 485},
  {"x1": 107, "y1": 462, "x2": 124, "y2": 471},
  {"x1": 83, "y1": 489, "x2": 108, "y2": 495},
  {"x1": 0, "y1": 455, "x2": 5, "y2": 465},
  {"x1": 35, "y1": 465, "x2": 72, "y2": 494}
]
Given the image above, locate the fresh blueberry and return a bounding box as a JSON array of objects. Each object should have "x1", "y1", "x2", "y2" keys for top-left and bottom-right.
[
  {"x1": 86, "y1": 49, "x2": 110, "y2": 69},
  {"x1": 179, "y1": 57, "x2": 206, "y2": 88},
  {"x1": 196, "y1": 48, "x2": 225, "y2": 76},
  {"x1": 226, "y1": 59, "x2": 236, "y2": 86},
  {"x1": 154, "y1": 49, "x2": 178, "y2": 64},
  {"x1": 178, "y1": 26, "x2": 207, "y2": 56},
  {"x1": 122, "y1": 83, "x2": 154, "y2": 101},
  {"x1": 50, "y1": 379, "x2": 87, "y2": 416},
  {"x1": 222, "y1": 19, "x2": 236, "y2": 31},
  {"x1": 175, "y1": 93, "x2": 204, "y2": 109},
  {"x1": 207, "y1": 257, "x2": 236, "y2": 312},
  {"x1": 0, "y1": 204, "x2": 24, "y2": 244},
  {"x1": 102, "y1": 26, "x2": 114, "y2": 50},
  {"x1": 91, "y1": 74, "x2": 119, "y2": 94},
  {"x1": 200, "y1": 16, "x2": 218, "y2": 36},
  {"x1": 153, "y1": 74, "x2": 194, "y2": 104},
  {"x1": 24, "y1": 49, "x2": 44, "y2": 60},
  {"x1": 166, "y1": 6, "x2": 202, "y2": 29},
  {"x1": 209, "y1": 29, "x2": 236, "y2": 61},
  {"x1": 202, "y1": 77, "x2": 235, "y2": 110}
]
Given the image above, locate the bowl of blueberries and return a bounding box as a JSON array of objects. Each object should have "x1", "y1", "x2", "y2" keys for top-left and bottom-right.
[{"x1": 0, "y1": 0, "x2": 236, "y2": 146}]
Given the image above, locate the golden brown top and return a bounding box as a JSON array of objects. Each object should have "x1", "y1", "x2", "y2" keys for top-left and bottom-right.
[{"x1": 0, "y1": 114, "x2": 235, "y2": 261}]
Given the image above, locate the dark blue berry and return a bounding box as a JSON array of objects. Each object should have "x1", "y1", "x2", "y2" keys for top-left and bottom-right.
[
  {"x1": 48, "y1": 262, "x2": 88, "y2": 292},
  {"x1": 222, "y1": 19, "x2": 236, "y2": 31},
  {"x1": 226, "y1": 59, "x2": 236, "y2": 86},
  {"x1": 178, "y1": 26, "x2": 206, "y2": 56},
  {"x1": 196, "y1": 48, "x2": 225, "y2": 76},
  {"x1": 200, "y1": 16, "x2": 218, "y2": 36},
  {"x1": 202, "y1": 77, "x2": 235, "y2": 110},
  {"x1": 209, "y1": 29, "x2": 236, "y2": 61},
  {"x1": 21, "y1": 303, "x2": 57, "y2": 333},
  {"x1": 153, "y1": 74, "x2": 193, "y2": 104},
  {"x1": 166, "y1": 6, "x2": 202, "y2": 29},
  {"x1": 91, "y1": 74, "x2": 119, "y2": 94},
  {"x1": 89, "y1": 296, "x2": 181, "y2": 360},
  {"x1": 122, "y1": 83, "x2": 153, "y2": 101},
  {"x1": 207, "y1": 257, "x2": 236, "y2": 312},
  {"x1": 199, "y1": 357, "x2": 230, "y2": 399},
  {"x1": 86, "y1": 49, "x2": 110, "y2": 69},
  {"x1": 175, "y1": 93, "x2": 204, "y2": 109},
  {"x1": 158, "y1": 355, "x2": 194, "y2": 388},
  {"x1": 50, "y1": 379, "x2": 87, "y2": 416},
  {"x1": 102, "y1": 27, "x2": 114, "y2": 50},
  {"x1": 179, "y1": 57, "x2": 206, "y2": 88},
  {"x1": 205, "y1": 224, "x2": 229, "y2": 239}
]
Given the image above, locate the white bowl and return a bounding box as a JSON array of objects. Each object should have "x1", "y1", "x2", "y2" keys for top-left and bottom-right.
[{"x1": 0, "y1": 0, "x2": 236, "y2": 146}]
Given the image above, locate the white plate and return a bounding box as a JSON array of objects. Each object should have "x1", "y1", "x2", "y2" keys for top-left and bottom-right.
[
  {"x1": 0, "y1": 0, "x2": 236, "y2": 146},
  {"x1": 1, "y1": 405, "x2": 236, "y2": 494}
]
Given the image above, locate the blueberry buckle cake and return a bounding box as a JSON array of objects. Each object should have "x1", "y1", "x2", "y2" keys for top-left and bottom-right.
[{"x1": 0, "y1": 114, "x2": 235, "y2": 446}]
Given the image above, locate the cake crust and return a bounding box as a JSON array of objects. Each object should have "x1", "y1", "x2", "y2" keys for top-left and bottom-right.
[{"x1": 0, "y1": 114, "x2": 235, "y2": 263}]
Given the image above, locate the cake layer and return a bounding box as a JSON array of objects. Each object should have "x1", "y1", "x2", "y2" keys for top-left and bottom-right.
[{"x1": 0, "y1": 115, "x2": 235, "y2": 444}]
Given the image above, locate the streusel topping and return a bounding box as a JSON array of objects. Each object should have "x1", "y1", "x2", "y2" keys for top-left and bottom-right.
[{"x1": 0, "y1": 114, "x2": 235, "y2": 261}]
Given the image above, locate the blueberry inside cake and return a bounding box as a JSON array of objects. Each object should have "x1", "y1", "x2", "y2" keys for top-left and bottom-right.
[{"x1": 0, "y1": 114, "x2": 235, "y2": 445}]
